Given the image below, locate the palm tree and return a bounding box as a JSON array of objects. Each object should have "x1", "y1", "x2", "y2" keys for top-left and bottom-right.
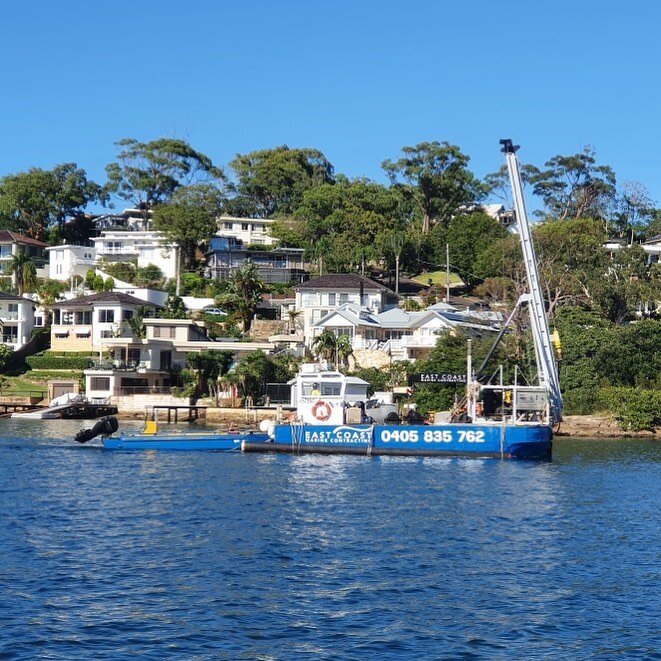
[
  {"x1": 312, "y1": 330, "x2": 338, "y2": 364},
  {"x1": 220, "y1": 261, "x2": 265, "y2": 332},
  {"x1": 286, "y1": 308, "x2": 303, "y2": 334},
  {"x1": 335, "y1": 334, "x2": 354, "y2": 368},
  {"x1": 9, "y1": 251, "x2": 37, "y2": 295}
]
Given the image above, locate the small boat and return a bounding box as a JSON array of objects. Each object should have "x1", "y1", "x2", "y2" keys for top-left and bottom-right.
[
  {"x1": 75, "y1": 416, "x2": 268, "y2": 451},
  {"x1": 102, "y1": 429, "x2": 268, "y2": 451}
]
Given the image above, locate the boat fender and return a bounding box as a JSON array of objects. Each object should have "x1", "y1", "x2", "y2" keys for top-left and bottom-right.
[
  {"x1": 74, "y1": 416, "x2": 119, "y2": 444},
  {"x1": 312, "y1": 400, "x2": 332, "y2": 422}
]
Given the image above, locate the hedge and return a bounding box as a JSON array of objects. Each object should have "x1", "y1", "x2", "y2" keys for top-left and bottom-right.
[
  {"x1": 26, "y1": 354, "x2": 93, "y2": 370},
  {"x1": 597, "y1": 387, "x2": 661, "y2": 432}
]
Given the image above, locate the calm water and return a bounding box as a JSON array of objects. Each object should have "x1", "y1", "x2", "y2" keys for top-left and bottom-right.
[{"x1": 0, "y1": 419, "x2": 658, "y2": 660}]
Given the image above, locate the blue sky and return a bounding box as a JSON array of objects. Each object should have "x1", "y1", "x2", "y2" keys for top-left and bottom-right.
[{"x1": 2, "y1": 0, "x2": 660, "y2": 207}]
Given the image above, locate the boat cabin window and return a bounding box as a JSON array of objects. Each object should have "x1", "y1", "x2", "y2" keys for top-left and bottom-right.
[{"x1": 302, "y1": 381, "x2": 342, "y2": 397}]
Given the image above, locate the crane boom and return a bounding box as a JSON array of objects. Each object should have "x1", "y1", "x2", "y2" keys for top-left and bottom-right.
[{"x1": 500, "y1": 139, "x2": 562, "y2": 422}]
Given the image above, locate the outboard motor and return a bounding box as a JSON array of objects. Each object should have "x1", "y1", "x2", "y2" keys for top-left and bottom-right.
[{"x1": 75, "y1": 416, "x2": 119, "y2": 444}]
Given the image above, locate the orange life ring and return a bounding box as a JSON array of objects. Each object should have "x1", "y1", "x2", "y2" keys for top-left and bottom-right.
[{"x1": 311, "y1": 400, "x2": 332, "y2": 422}]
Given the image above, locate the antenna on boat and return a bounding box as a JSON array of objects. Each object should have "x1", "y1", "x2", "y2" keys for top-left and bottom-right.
[{"x1": 500, "y1": 139, "x2": 563, "y2": 422}]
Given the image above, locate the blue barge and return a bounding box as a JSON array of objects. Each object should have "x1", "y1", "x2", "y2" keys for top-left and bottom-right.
[
  {"x1": 243, "y1": 423, "x2": 552, "y2": 460},
  {"x1": 103, "y1": 430, "x2": 268, "y2": 451}
]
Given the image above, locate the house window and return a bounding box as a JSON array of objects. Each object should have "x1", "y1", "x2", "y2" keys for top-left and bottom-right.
[
  {"x1": 61, "y1": 312, "x2": 74, "y2": 325},
  {"x1": 75, "y1": 311, "x2": 92, "y2": 325},
  {"x1": 153, "y1": 326, "x2": 175, "y2": 339},
  {"x1": 328, "y1": 293, "x2": 336, "y2": 305},
  {"x1": 35, "y1": 316, "x2": 43, "y2": 326},
  {"x1": 8, "y1": 304, "x2": 18, "y2": 313},
  {"x1": 241, "y1": 223, "x2": 249, "y2": 231},
  {"x1": 100, "y1": 330, "x2": 114, "y2": 339},
  {"x1": 90, "y1": 377, "x2": 110, "y2": 391},
  {"x1": 98, "y1": 309, "x2": 115, "y2": 323},
  {"x1": 56, "y1": 250, "x2": 64, "y2": 261},
  {"x1": 2, "y1": 326, "x2": 18, "y2": 343},
  {"x1": 53, "y1": 310, "x2": 61, "y2": 324},
  {"x1": 339, "y1": 293, "x2": 348, "y2": 304},
  {"x1": 122, "y1": 310, "x2": 134, "y2": 321}
]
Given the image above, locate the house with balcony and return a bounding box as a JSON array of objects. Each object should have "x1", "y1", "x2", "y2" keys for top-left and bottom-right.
[
  {"x1": 91, "y1": 230, "x2": 177, "y2": 279},
  {"x1": 313, "y1": 301, "x2": 500, "y2": 362},
  {"x1": 206, "y1": 236, "x2": 307, "y2": 284},
  {"x1": 45, "y1": 243, "x2": 96, "y2": 282},
  {"x1": 216, "y1": 215, "x2": 278, "y2": 247},
  {"x1": 84, "y1": 317, "x2": 275, "y2": 401},
  {"x1": 50, "y1": 291, "x2": 159, "y2": 354},
  {"x1": 0, "y1": 231, "x2": 47, "y2": 283},
  {"x1": 294, "y1": 274, "x2": 399, "y2": 347},
  {"x1": 0, "y1": 291, "x2": 35, "y2": 350}
]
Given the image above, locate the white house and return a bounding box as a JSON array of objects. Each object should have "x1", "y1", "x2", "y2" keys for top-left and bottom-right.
[
  {"x1": 50, "y1": 291, "x2": 160, "y2": 354},
  {"x1": 216, "y1": 215, "x2": 278, "y2": 247},
  {"x1": 46, "y1": 243, "x2": 96, "y2": 282},
  {"x1": 314, "y1": 302, "x2": 500, "y2": 362},
  {"x1": 92, "y1": 230, "x2": 178, "y2": 279},
  {"x1": 84, "y1": 317, "x2": 274, "y2": 401},
  {"x1": 294, "y1": 274, "x2": 398, "y2": 346},
  {"x1": 0, "y1": 291, "x2": 35, "y2": 351}
]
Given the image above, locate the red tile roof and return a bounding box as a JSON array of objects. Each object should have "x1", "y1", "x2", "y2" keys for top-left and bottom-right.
[{"x1": 0, "y1": 231, "x2": 47, "y2": 248}]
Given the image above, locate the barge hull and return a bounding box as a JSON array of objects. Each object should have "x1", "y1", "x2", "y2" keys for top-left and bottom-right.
[{"x1": 244, "y1": 423, "x2": 552, "y2": 460}]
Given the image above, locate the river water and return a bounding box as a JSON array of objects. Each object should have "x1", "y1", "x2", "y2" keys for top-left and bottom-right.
[{"x1": 0, "y1": 419, "x2": 658, "y2": 659}]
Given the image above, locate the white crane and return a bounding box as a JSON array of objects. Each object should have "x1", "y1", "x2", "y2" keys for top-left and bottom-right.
[{"x1": 500, "y1": 139, "x2": 562, "y2": 422}]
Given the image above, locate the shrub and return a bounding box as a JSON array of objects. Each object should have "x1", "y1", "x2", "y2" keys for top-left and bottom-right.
[
  {"x1": 26, "y1": 353, "x2": 92, "y2": 370},
  {"x1": 597, "y1": 387, "x2": 661, "y2": 432}
]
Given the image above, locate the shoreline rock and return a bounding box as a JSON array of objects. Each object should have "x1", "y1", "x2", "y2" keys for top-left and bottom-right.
[{"x1": 557, "y1": 415, "x2": 660, "y2": 439}]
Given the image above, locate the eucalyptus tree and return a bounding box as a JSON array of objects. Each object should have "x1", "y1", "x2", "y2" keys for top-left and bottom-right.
[
  {"x1": 0, "y1": 163, "x2": 104, "y2": 240},
  {"x1": 105, "y1": 137, "x2": 225, "y2": 212},
  {"x1": 382, "y1": 141, "x2": 483, "y2": 234},
  {"x1": 153, "y1": 183, "x2": 224, "y2": 270},
  {"x1": 225, "y1": 145, "x2": 334, "y2": 218}
]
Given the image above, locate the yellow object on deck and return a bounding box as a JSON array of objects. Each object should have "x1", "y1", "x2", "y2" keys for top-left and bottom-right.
[{"x1": 142, "y1": 420, "x2": 158, "y2": 435}]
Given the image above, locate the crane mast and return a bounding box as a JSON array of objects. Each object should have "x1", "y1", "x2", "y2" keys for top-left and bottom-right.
[{"x1": 500, "y1": 139, "x2": 562, "y2": 422}]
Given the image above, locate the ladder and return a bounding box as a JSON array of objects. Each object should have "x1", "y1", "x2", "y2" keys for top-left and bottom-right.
[{"x1": 500, "y1": 139, "x2": 563, "y2": 422}]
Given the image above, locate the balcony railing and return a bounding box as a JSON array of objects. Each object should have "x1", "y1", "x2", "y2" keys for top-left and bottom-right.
[{"x1": 120, "y1": 386, "x2": 172, "y2": 395}]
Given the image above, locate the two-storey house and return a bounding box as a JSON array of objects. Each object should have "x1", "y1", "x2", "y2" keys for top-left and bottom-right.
[
  {"x1": 0, "y1": 231, "x2": 47, "y2": 284},
  {"x1": 91, "y1": 230, "x2": 177, "y2": 279},
  {"x1": 294, "y1": 274, "x2": 399, "y2": 347},
  {"x1": 206, "y1": 236, "x2": 307, "y2": 284},
  {"x1": 45, "y1": 243, "x2": 96, "y2": 282},
  {"x1": 50, "y1": 292, "x2": 158, "y2": 354},
  {"x1": 0, "y1": 291, "x2": 35, "y2": 350}
]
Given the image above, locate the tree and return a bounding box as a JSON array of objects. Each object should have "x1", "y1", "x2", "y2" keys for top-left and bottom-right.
[
  {"x1": 36, "y1": 279, "x2": 67, "y2": 325},
  {"x1": 0, "y1": 163, "x2": 105, "y2": 240},
  {"x1": 444, "y1": 212, "x2": 508, "y2": 287},
  {"x1": 291, "y1": 178, "x2": 404, "y2": 271},
  {"x1": 121, "y1": 305, "x2": 149, "y2": 340},
  {"x1": 527, "y1": 147, "x2": 616, "y2": 220},
  {"x1": 382, "y1": 142, "x2": 483, "y2": 234},
  {"x1": 226, "y1": 145, "x2": 334, "y2": 218},
  {"x1": 153, "y1": 183, "x2": 223, "y2": 270},
  {"x1": 186, "y1": 350, "x2": 234, "y2": 404},
  {"x1": 0, "y1": 345, "x2": 13, "y2": 373},
  {"x1": 217, "y1": 262, "x2": 264, "y2": 332},
  {"x1": 8, "y1": 250, "x2": 37, "y2": 295},
  {"x1": 134, "y1": 264, "x2": 165, "y2": 288},
  {"x1": 312, "y1": 330, "x2": 338, "y2": 363},
  {"x1": 105, "y1": 137, "x2": 225, "y2": 212},
  {"x1": 161, "y1": 294, "x2": 188, "y2": 319}
]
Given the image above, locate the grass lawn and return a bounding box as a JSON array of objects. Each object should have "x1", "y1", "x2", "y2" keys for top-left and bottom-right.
[{"x1": 411, "y1": 270, "x2": 464, "y2": 287}]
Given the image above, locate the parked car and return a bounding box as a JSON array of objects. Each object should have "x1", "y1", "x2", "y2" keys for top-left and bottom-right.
[{"x1": 203, "y1": 307, "x2": 227, "y2": 316}]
